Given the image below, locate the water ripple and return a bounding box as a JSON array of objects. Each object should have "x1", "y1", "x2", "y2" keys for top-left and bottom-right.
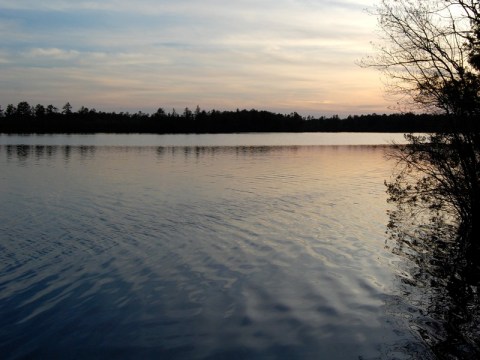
[{"x1": 0, "y1": 144, "x2": 423, "y2": 359}]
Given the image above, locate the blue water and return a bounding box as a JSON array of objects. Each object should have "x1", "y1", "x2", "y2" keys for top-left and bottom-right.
[{"x1": 0, "y1": 136, "x2": 429, "y2": 359}]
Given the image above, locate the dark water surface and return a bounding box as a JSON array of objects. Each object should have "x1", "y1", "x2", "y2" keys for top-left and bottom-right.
[{"x1": 0, "y1": 136, "x2": 430, "y2": 359}]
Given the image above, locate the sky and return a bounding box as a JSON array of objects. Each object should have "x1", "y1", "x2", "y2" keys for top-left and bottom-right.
[{"x1": 0, "y1": 0, "x2": 391, "y2": 117}]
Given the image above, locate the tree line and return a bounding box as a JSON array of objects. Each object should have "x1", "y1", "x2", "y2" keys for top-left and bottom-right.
[
  {"x1": 0, "y1": 101, "x2": 452, "y2": 133},
  {"x1": 369, "y1": 1, "x2": 480, "y2": 357}
]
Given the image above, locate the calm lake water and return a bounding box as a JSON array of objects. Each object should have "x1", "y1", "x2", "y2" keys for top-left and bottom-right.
[{"x1": 0, "y1": 133, "x2": 432, "y2": 359}]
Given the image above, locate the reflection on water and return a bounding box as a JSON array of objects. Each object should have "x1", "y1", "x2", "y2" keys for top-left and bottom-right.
[
  {"x1": 4, "y1": 145, "x2": 97, "y2": 162},
  {"x1": 0, "y1": 132, "x2": 409, "y2": 146},
  {"x1": 4, "y1": 145, "x2": 96, "y2": 162},
  {"x1": 0, "y1": 142, "x2": 434, "y2": 359},
  {"x1": 386, "y1": 204, "x2": 480, "y2": 358}
]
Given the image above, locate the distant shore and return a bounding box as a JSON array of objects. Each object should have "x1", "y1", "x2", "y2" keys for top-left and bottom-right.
[{"x1": 1, "y1": 103, "x2": 451, "y2": 134}]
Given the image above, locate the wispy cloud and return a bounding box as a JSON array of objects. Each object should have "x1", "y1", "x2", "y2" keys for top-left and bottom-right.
[
  {"x1": 0, "y1": 0, "x2": 388, "y2": 115},
  {"x1": 25, "y1": 48, "x2": 80, "y2": 59}
]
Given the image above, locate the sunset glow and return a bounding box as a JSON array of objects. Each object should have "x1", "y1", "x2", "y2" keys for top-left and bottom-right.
[{"x1": 0, "y1": 0, "x2": 391, "y2": 116}]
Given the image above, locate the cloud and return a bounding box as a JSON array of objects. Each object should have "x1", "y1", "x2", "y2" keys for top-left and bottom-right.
[
  {"x1": 0, "y1": 0, "x2": 388, "y2": 115},
  {"x1": 25, "y1": 48, "x2": 80, "y2": 60}
]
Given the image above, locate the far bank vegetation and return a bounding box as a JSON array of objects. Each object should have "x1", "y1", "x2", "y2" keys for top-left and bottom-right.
[{"x1": 0, "y1": 101, "x2": 452, "y2": 134}]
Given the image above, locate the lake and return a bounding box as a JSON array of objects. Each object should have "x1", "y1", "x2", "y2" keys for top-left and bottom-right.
[{"x1": 0, "y1": 133, "x2": 432, "y2": 359}]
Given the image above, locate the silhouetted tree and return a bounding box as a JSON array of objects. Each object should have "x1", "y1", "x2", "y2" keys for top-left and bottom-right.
[
  {"x1": 77, "y1": 106, "x2": 89, "y2": 115},
  {"x1": 194, "y1": 105, "x2": 201, "y2": 119},
  {"x1": 365, "y1": 0, "x2": 480, "y2": 114},
  {"x1": 16, "y1": 101, "x2": 32, "y2": 117},
  {"x1": 34, "y1": 104, "x2": 46, "y2": 118},
  {"x1": 153, "y1": 107, "x2": 166, "y2": 118},
  {"x1": 5, "y1": 104, "x2": 16, "y2": 117},
  {"x1": 62, "y1": 102, "x2": 72, "y2": 115},
  {"x1": 46, "y1": 104, "x2": 58, "y2": 115},
  {"x1": 183, "y1": 107, "x2": 193, "y2": 121},
  {"x1": 368, "y1": 2, "x2": 480, "y2": 354},
  {"x1": 386, "y1": 201, "x2": 480, "y2": 358},
  {"x1": 367, "y1": 0, "x2": 480, "y2": 247}
]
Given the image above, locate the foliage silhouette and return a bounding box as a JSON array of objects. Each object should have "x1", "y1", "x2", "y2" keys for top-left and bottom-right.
[
  {"x1": 0, "y1": 101, "x2": 452, "y2": 134},
  {"x1": 386, "y1": 202, "x2": 480, "y2": 358},
  {"x1": 368, "y1": 0, "x2": 480, "y2": 356},
  {"x1": 367, "y1": 0, "x2": 480, "y2": 245}
]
